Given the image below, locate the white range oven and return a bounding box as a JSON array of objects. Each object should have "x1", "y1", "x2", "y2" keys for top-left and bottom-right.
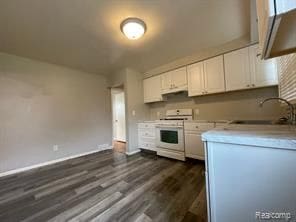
[{"x1": 155, "y1": 109, "x2": 192, "y2": 161}]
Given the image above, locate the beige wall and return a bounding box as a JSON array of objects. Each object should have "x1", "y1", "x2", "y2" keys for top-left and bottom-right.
[
  {"x1": 125, "y1": 68, "x2": 150, "y2": 153},
  {"x1": 0, "y1": 53, "x2": 112, "y2": 173},
  {"x1": 149, "y1": 87, "x2": 284, "y2": 121}
]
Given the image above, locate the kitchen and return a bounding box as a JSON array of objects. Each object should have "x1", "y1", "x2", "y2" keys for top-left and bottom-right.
[
  {"x1": 0, "y1": 0, "x2": 295, "y2": 222},
  {"x1": 138, "y1": 1, "x2": 296, "y2": 221}
]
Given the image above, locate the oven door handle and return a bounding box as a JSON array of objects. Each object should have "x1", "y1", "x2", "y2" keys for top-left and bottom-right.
[{"x1": 155, "y1": 125, "x2": 183, "y2": 129}]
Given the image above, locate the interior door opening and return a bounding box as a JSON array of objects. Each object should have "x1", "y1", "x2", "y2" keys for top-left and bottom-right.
[{"x1": 111, "y1": 86, "x2": 126, "y2": 153}]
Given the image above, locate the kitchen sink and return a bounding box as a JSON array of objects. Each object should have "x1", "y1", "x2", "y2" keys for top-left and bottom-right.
[{"x1": 230, "y1": 120, "x2": 289, "y2": 125}]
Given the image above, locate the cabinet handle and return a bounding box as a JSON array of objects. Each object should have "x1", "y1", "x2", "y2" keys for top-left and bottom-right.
[
  {"x1": 256, "y1": 53, "x2": 261, "y2": 57},
  {"x1": 252, "y1": 84, "x2": 255, "y2": 87},
  {"x1": 195, "y1": 126, "x2": 199, "y2": 128},
  {"x1": 246, "y1": 84, "x2": 250, "y2": 87}
]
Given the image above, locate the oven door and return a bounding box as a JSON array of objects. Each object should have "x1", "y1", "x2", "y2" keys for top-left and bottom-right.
[{"x1": 156, "y1": 126, "x2": 184, "y2": 151}]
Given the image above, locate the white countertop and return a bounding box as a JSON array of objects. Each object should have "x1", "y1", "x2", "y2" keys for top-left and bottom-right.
[{"x1": 202, "y1": 125, "x2": 296, "y2": 150}]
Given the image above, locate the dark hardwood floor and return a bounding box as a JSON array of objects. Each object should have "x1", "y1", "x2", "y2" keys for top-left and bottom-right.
[{"x1": 0, "y1": 150, "x2": 207, "y2": 222}]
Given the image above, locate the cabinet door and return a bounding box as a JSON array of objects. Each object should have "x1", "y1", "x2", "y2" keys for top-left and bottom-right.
[
  {"x1": 161, "y1": 71, "x2": 172, "y2": 93},
  {"x1": 185, "y1": 132, "x2": 204, "y2": 160},
  {"x1": 204, "y1": 55, "x2": 225, "y2": 94},
  {"x1": 187, "y1": 62, "x2": 205, "y2": 96},
  {"x1": 249, "y1": 44, "x2": 278, "y2": 87},
  {"x1": 256, "y1": 0, "x2": 276, "y2": 58},
  {"x1": 224, "y1": 48, "x2": 251, "y2": 91},
  {"x1": 143, "y1": 75, "x2": 163, "y2": 103},
  {"x1": 171, "y1": 67, "x2": 187, "y2": 89}
]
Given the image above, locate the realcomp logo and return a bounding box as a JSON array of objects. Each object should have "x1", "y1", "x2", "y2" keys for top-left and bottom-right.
[{"x1": 256, "y1": 211, "x2": 292, "y2": 221}]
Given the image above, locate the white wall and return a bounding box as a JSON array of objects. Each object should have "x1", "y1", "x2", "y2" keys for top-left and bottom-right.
[{"x1": 0, "y1": 53, "x2": 112, "y2": 173}]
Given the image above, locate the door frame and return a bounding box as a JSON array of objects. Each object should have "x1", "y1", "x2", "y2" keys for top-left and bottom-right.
[{"x1": 111, "y1": 86, "x2": 126, "y2": 143}]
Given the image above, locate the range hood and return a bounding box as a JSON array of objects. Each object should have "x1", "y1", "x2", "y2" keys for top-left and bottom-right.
[{"x1": 256, "y1": 0, "x2": 296, "y2": 59}]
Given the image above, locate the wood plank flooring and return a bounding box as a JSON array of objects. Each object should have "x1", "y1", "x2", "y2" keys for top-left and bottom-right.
[
  {"x1": 113, "y1": 141, "x2": 126, "y2": 153},
  {"x1": 0, "y1": 150, "x2": 207, "y2": 222}
]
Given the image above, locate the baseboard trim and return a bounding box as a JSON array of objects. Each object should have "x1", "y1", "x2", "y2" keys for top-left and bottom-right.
[
  {"x1": 0, "y1": 146, "x2": 113, "y2": 178},
  {"x1": 126, "y1": 149, "x2": 141, "y2": 156}
]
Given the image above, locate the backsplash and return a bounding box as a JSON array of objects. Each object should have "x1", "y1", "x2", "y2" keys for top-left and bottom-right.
[{"x1": 148, "y1": 86, "x2": 285, "y2": 121}]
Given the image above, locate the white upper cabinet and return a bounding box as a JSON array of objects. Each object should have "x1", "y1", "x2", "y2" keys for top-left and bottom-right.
[
  {"x1": 204, "y1": 55, "x2": 225, "y2": 94},
  {"x1": 161, "y1": 67, "x2": 187, "y2": 94},
  {"x1": 160, "y1": 71, "x2": 172, "y2": 93},
  {"x1": 188, "y1": 56, "x2": 225, "y2": 96},
  {"x1": 187, "y1": 62, "x2": 204, "y2": 96},
  {"x1": 143, "y1": 75, "x2": 163, "y2": 103},
  {"x1": 256, "y1": 0, "x2": 296, "y2": 59},
  {"x1": 225, "y1": 45, "x2": 278, "y2": 91},
  {"x1": 144, "y1": 45, "x2": 279, "y2": 103},
  {"x1": 249, "y1": 44, "x2": 278, "y2": 87},
  {"x1": 224, "y1": 47, "x2": 251, "y2": 91},
  {"x1": 171, "y1": 67, "x2": 187, "y2": 89}
]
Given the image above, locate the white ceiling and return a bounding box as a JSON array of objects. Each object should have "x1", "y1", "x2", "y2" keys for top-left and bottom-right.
[{"x1": 0, "y1": 0, "x2": 250, "y2": 75}]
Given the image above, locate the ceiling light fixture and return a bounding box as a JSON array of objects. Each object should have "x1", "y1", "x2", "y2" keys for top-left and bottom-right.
[{"x1": 120, "y1": 18, "x2": 146, "y2": 40}]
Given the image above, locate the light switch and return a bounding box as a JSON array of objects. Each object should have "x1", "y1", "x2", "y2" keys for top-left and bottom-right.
[{"x1": 132, "y1": 110, "x2": 136, "y2": 116}]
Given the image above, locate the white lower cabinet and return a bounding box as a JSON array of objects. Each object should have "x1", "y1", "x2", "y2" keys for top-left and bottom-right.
[
  {"x1": 184, "y1": 122, "x2": 215, "y2": 160},
  {"x1": 185, "y1": 133, "x2": 204, "y2": 159},
  {"x1": 204, "y1": 141, "x2": 296, "y2": 222},
  {"x1": 138, "y1": 122, "x2": 156, "y2": 151}
]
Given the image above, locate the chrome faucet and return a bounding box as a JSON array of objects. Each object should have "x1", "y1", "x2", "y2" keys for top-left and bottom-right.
[{"x1": 259, "y1": 97, "x2": 296, "y2": 125}]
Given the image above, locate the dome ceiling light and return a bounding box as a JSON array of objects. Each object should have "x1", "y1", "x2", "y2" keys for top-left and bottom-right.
[{"x1": 120, "y1": 18, "x2": 146, "y2": 40}]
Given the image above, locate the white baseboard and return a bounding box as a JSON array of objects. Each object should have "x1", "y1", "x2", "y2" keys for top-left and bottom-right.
[
  {"x1": 0, "y1": 146, "x2": 113, "y2": 178},
  {"x1": 126, "y1": 149, "x2": 141, "y2": 156}
]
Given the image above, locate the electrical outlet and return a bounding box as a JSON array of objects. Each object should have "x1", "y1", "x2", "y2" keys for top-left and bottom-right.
[{"x1": 53, "y1": 145, "x2": 59, "y2": 151}]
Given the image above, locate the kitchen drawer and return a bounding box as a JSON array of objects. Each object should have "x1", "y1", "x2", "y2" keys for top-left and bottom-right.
[
  {"x1": 138, "y1": 123, "x2": 156, "y2": 129},
  {"x1": 184, "y1": 122, "x2": 215, "y2": 131},
  {"x1": 138, "y1": 129, "x2": 155, "y2": 138},
  {"x1": 139, "y1": 141, "x2": 156, "y2": 150},
  {"x1": 139, "y1": 137, "x2": 155, "y2": 144}
]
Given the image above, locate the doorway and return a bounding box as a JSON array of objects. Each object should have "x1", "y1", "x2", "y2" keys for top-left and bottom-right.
[{"x1": 111, "y1": 87, "x2": 126, "y2": 153}]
